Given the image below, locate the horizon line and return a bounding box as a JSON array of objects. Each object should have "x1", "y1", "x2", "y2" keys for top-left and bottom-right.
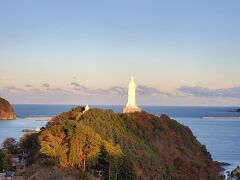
[{"x1": 12, "y1": 103, "x2": 240, "y2": 108}]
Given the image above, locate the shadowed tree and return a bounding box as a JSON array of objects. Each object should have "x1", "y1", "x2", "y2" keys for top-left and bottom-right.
[
  {"x1": 118, "y1": 155, "x2": 138, "y2": 180},
  {"x1": 2, "y1": 138, "x2": 18, "y2": 154},
  {"x1": 0, "y1": 149, "x2": 11, "y2": 172},
  {"x1": 95, "y1": 141, "x2": 123, "y2": 180},
  {"x1": 95, "y1": 145, "x2": 109, "y2": 179}
]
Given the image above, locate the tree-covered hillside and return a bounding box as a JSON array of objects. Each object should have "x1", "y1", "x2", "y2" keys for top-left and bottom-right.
[
  {"x1": 22, "y1": 106, "x2": 223, "y2": 179},
  {"x1": 0, "y1": 97, "x2": 16, "y2": 120}
]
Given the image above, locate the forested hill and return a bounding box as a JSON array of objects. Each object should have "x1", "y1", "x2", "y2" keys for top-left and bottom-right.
[
  {"x1": 0, "y1": 97, "x2": 16, "y2": 120},
  {"x1": 23, "y1": 106, "x2": 223, "y2": 179}
]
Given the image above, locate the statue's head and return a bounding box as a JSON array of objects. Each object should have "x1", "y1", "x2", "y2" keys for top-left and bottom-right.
[{"x1": 131, "y1": 76, "x2": 134, "y2": 82}]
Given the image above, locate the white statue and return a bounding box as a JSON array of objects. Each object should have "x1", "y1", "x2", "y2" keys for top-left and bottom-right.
[
  {"x1": 83, "y1": 105, "x2": 89, "y2": 113},
  {"x1": 85, "y1": 105, "x2": 89, "y2": 111},
  {"x1": 127, "y1": 76, "x2": 138, "y2": 108},
  {"x1": 123, "y1": 76, "x2": 141, "y2": 113}
]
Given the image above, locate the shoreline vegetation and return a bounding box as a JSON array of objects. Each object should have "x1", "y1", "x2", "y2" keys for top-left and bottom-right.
[{"x1": 0, "y1": 106, "x2": 226, "y2": 179}]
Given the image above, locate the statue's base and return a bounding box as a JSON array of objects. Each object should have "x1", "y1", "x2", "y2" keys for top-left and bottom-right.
[{"x1": 123, "y1": 106, "x2": 142, "y2": 113}]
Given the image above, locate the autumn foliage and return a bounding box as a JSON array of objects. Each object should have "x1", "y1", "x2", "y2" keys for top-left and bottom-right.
[{"x1": 22, "y1": 106, "x2": 222, "y2": 179}]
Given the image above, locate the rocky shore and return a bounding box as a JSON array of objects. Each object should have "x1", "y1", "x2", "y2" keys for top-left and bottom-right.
[
  {"x1": 227, "y1": 166, "x2": 240, "y2": 179},
  {"x1": 0, "y1": 97, "x2": 16, "y2": 120}
]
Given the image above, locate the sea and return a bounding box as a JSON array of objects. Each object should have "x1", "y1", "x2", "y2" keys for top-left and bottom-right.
[{"x1": 0, "y1": 105, "x2": 239, "y2": 176}]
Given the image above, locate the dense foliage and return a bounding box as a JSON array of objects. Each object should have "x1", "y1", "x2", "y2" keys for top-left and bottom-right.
[
  {"x1": 0, "y1": 149, "x2": 11, "y2": 172},
  {"x1": 22, "y1": 106, "x2": 222, "y2": 179}
]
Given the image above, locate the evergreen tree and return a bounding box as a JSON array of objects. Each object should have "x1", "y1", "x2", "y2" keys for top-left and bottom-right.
[
  {"x1": 0, "y1": 149, "x2": 11, "y2": 172},
  {"x1": 95, "y1": 145, "x2": 109, "y2": 179},
  {"x1": 118, "y1": 156, "x2": 138, "y2": 180}
]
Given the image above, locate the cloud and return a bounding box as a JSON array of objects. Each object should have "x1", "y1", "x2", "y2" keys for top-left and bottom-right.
[
  {"x1": 71, "y1": 82, "x2": 80, "y2": 87},
  {"x1": 25, "y1": 84, "x2": 32, "y2": 88},
  {"x1": 71, "y1": 82, "x2": 173, "y2": 97},
  {"x1": 72, "y1": 85, "x2": 125, "y2": 96},
  {"x1": 2, "y1": 83, "x2": 240, "y2": 105},
  {"x1": 45, "y1": 87, "x2": 72, "y2": 94},
  {"x1": 178, "y1": 86, "x2": 240, "y2": 98},
  {"x1": 108, "y1": 86, "x2": 127, "y2": 95},
  {"x1": 2, "y1": 86, "x2": 26, "y2": 93},
  {"x1": 42, "y1": 83, "x2": 50, "y2": 88},
  {"x1": 71, "y1": 82, "x2": 126, "y2": 96},
  {"x1": 138, "y1": 85, "x2": 173, "y2": 97},
  {"x1": 71, "y1": 82, "x2": 91, "y2": 94},
  {"x1": 90, "y1": 86, "x2": 127, "y2": 96},
  {"x1": 71, "y1": 82, "x2": 171, "y2": 97},
  {"x1": 0, "y1": 83, "x2": 187, "y2": 100},
  {"x1": 72, "y1": 87, "x2": 89, "y2": 96}
]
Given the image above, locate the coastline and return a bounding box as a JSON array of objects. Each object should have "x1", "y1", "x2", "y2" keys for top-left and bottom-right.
[
  {"x1": 1, "y1": 105, "x2": 239, "y2": 178},
  {"x1": 203, "y1": 116, "x2": 240, "y2": 119}
]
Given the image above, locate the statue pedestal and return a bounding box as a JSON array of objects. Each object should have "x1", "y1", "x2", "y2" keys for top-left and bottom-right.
[{"x1": 123, "y1": 106, "x2": 142, "y2": 113}]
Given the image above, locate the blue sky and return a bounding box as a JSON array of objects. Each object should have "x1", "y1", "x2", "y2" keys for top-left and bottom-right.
[{"x1": 1, "y1": 0, "x2": 240, "y2": 105}]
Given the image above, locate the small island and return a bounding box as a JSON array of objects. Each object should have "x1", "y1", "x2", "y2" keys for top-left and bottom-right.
[{"x1": 0, "y1": 97, "x2": 16, "y2": 120}]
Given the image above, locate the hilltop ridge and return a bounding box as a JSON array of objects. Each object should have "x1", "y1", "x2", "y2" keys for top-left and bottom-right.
[
  {"x1": 0, "y1": 97, "x2": 16, "y2": 120},
  {"x1": 21, "y1": 106, "x2": 223, "y2": 179}
]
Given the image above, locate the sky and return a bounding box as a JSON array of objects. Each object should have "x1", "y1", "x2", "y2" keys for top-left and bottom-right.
[{"x1": 1, "y1": 0, "x2": 240, "y2": 106}]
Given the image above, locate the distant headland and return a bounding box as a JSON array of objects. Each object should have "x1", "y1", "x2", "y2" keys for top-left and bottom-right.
[{"x1": 0, "y1": 97, "x2": 16, "y2": 120}]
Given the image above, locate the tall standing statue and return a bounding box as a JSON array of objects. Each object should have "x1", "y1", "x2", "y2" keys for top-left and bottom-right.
[
  {"x1": 123, "y1": 76, "x2": 142, "y2": 113},
  {"x1": 127, "y1": 76, "x2": 137, "y2": 108}
]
